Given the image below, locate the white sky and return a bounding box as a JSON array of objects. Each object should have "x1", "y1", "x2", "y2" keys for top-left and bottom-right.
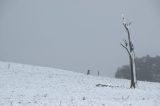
[{"x1": 0, "y1": 0, "x2": 160, "y2": 77}]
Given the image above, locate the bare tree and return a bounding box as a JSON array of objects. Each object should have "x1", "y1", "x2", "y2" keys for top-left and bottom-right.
[{"x1": 121, "y1": 15, "x2": 137, "y2": 88}]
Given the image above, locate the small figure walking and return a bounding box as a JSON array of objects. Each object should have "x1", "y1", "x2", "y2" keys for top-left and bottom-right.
[
  {"x1": 87, "y1": 70, "x2": 90, "y2": 75},
  {"x1": 97, "y1": 71, "x2": 100, "y2": 76}
]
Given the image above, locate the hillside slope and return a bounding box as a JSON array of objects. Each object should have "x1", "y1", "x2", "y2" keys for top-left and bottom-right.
[{"x1": 0, "y1": 61, "x2": 160, "y2": 106}]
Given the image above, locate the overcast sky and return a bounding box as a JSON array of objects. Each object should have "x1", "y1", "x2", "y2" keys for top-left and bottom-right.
[{"x1": 0, "y1": 0, "x2": 160, "y2": 77}]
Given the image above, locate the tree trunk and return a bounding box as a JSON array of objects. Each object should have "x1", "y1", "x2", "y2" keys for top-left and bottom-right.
[{"x1": 130, "y1": 52, "x2": 136, "y2": 88}]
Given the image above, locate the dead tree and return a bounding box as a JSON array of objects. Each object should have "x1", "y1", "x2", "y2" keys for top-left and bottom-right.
[{"x1": 121, "y1": 15, "x2": 137, "y2": 88}]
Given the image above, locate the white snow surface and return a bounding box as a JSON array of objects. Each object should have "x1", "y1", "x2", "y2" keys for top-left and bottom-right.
[{"x1": 0, "y1": 61, "x2": 160, "y2": 106}]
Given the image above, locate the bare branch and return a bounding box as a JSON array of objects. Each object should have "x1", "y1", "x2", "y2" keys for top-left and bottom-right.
[
  {"x1": 123, "y1": 39, "x2": 128, "y2": 47},
  {"x1": 123, "y1": 23, "x2": 129, "y2": 33},
  {"x1": 122, "y1": 14, "x2": 125, "y2": 24},
  {"x1": 123, "y1": 23, "x2": 132, "y2": 52},
  {"x1": 120, "y1": 43, "x2": 131, "y2": 57}
]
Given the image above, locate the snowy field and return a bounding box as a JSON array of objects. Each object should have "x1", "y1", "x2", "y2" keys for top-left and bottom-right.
[{"x1": 0, "y1": 61, "x2": 159, "y2": 106}]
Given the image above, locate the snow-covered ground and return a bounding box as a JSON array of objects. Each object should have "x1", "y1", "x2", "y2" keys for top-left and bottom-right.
[{"x1": 0, "y1": 61, "x2": 159, "y2": 106}]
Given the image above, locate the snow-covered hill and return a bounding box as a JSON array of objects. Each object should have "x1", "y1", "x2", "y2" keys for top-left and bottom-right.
[{"x1": 0, "y1": 61, "x2": 159, "y2": 106}]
